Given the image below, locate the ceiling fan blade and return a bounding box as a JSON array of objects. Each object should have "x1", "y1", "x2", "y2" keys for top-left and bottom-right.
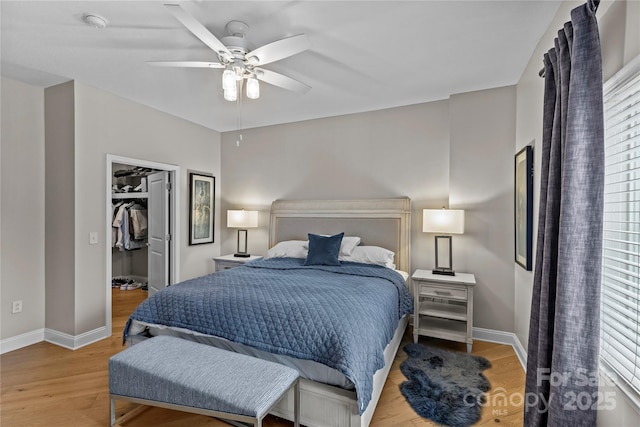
[
  {"x1": 164, "y1": 4, "x2": 232, "y2": 60},
  {"x1": 147, "y1": 61, "x2": 225, "y2": 68},
  {"x1": 246, "y1": 34, "x2": 310, "y2": 66},
  {"x1": 255, "y1": 68, "x2": 311, "y2": 94}
]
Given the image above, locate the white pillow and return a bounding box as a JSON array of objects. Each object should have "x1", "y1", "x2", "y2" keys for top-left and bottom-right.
[
  {"x1": 304, "y1": 235, "x2": 361, "y2": 257},
  {"x1": 338, "y1": 236, "x2": 361, "y2": 257},
  {"x1": 267, "y1": 240, "x2": 308, "y2": 259},
  {"x1": 341, "y1": 245, "x2": 395, "y2": 268}
]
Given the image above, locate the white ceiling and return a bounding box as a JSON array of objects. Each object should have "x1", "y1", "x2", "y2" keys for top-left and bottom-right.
[{"x1": 1, "y1": 1, "x2": 561, "y2": 132}]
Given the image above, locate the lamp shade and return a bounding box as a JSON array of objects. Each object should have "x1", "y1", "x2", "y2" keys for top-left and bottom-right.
[
  {"x1": 423, "y1": 209, "x2": 465, "y2": 234},
  {"x1": 227, "y1": 210, "x2": 258, "y2": 228}
]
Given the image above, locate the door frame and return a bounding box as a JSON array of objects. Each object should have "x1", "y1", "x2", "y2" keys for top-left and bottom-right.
[{"x1": 105, "y1": 154, "x2": 181, "y2": 336}]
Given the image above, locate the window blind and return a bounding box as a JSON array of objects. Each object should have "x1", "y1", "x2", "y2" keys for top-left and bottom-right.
[{"x1": 601, "y1": 56, "x2": 640, "y2": 397}]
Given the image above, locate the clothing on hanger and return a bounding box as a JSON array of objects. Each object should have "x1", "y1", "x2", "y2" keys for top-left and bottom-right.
[
  {"x1": 113, "y1": 202, "x2": 146, "y2": 251},
  {"x1": 129, "y1": 203, "x2": 148, "y2": 240}
]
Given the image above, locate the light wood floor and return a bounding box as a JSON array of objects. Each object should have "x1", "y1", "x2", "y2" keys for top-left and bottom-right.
[{"x1": 1, "y1": 289, "x2": 525, "y2": 426}]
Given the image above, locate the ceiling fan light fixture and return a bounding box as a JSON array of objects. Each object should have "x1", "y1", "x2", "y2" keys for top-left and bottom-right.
[
  {"x1": 222, "y1": 69, "x2": 235, "y2": 90},
  {"x1": 156, "y1": 5, "x2": 311, "y2": 103},
  {"x1": 246, "y1": 77, "x2": 260, "y2": 99},
  {"x1": 234, "y1": 66, "x2": 245, "y2": 81},
  {"x1": 224, "y1": 86, "x2": 238, "y2": 102}
]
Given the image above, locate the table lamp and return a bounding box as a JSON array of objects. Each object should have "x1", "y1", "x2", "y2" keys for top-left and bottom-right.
[
  {"x1": 227, "y1": 209, "x2": 258, "y2": 257},
  {"x1": 423, "y1": 208, "x2": 465, "y2": 275}
]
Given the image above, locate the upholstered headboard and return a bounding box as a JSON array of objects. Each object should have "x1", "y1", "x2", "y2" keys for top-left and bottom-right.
[{"x1": 269, "y1": 198, "x2": 411, "y2": 273}]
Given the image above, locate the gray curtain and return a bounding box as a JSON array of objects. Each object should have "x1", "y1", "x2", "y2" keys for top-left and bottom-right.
[{"x1": 524, "y1": 1, "x2": 604, "y2": 426}]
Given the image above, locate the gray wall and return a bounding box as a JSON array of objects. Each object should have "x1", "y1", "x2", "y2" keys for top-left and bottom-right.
[
  {"x1": 450, "y1": 86, "x2": 516, "y2": 332},
  {"x1": 221, "y1": 101, "x2": 451, "y2": 269},
  {"x1": 44, "y1": 81, "x2": 76, "y2": 335},
  {"x1": 221, "y1": 88, "x2": 516, "y2": 332},
  {"x1": 514, "y1": 0, "x2": 640, "y2": 423},
  {"x1": 0, "y1": 79, "x2": 222, "y2": 341},
  {"x1": 72, "y1": 82, "x2": 222, "y2": 334},
  {"x1": 1, "y1": 77, "x2": 46, "y2": 339}
]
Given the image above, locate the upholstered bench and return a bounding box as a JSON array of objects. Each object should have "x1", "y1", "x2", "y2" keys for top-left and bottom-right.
[{"x1": 109, "y1": 335, "x2": 300, "y2": 427}]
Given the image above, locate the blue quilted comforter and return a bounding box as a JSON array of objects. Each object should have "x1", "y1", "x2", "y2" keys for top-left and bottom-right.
[{"x1": 126, "y1": 257, "x2": 413, "y2": 414}]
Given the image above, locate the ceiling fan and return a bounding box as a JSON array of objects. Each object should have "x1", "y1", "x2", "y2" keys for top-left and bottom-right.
[{"x1": 149, "y1": 4, "x2": 311, "y2": 101}]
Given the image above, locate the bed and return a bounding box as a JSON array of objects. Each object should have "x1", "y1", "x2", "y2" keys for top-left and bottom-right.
[{"x1": 125, "y1": 198, "x2": 412, "y2": 427}]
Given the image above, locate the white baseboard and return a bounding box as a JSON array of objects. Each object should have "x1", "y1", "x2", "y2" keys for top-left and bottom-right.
[
  {"x1": 473, "y1": 327, "x2": 527, "y2": 370},
  {"x1": 2, "y1": 325, "x2": 529, "y2": 370},
  {"x1": 1, "y1": 326, "x2": 110, "y2": 354},
  {"x1": 512, "y1": 334, "x2": 527, "y2": 370},
  {"x1": 44, "y1": 326, "x2": 109, "y2": 350},
  {"x1": 0, "y1": 329, "x2": 45, "y2": 354}
]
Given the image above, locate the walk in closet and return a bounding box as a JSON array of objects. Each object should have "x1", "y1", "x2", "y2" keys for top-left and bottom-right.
[
  {"x1": 106, "y1": 155, "x2": 178, "y2": 335},
  {"x1": 111, "y1": 163, "x2": 156, "y2": 292}
]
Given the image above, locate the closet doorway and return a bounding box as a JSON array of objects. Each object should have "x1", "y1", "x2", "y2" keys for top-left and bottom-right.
[{"x1": 105, "y1": 155, "x2": 181, "y2": 336}]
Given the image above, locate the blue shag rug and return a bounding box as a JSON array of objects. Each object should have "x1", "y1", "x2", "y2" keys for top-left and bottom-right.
[{"x1": 400, "y1": 343, "x2": 491, "y2": 427}]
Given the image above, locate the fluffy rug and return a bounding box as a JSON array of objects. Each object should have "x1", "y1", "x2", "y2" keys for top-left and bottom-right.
[{"x1": 400, "y1": 343, "x2": 491, "y2": 427}]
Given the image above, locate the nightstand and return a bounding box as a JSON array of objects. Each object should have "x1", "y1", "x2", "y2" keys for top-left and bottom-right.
[
  {"x1": 411, "y1": 269, "x2": 476, "y2": 352},
  {"x1": 213, "y1": 254, "x2": 263, "y2": 271}
]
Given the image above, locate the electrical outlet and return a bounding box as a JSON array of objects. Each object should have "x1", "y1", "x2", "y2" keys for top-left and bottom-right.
[{"x1": 12, "y1": 300, "x2": 23, "y2": 314}]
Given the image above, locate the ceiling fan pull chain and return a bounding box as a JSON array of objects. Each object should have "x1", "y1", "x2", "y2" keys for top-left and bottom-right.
[{"x1": 236, "y1": 93, "x2": 243, "y2": 147}]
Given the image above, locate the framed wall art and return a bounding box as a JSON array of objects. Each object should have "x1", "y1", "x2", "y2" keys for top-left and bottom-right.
[
  {"x1": 515, "y1": 146, "x2": 533, "y2": 270},
  {"x1": 189, "y1": 172, "x2": 215, "y2": 245}
]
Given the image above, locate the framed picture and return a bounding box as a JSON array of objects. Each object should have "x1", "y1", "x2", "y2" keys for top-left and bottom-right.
[
  {"x1": 189, "y1": 172, "x2": 215, "y2": 245},
  {"x1": 515, "y1": 146, "x2": 533, "y2": 270}
]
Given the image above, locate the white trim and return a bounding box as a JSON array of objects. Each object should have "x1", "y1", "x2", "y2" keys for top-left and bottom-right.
[
  {"x1": 0, "y1": 329, "x2": 45, "y2": 354},
  {"x1": 511, "y1": 334, "x2": 528, "y2": 370},
  {"x1": 105, "y1": 154, "x2": 181, "y2": 338},
  {"x1": 599, "y1": 362, "x2": 640, "y2": 415},
  {"x1": 473, "y1": 327, "x2": 527, "y2": 370},
  {"x1": 1, "y1": 326, "x2": 111, "y2": 353},
  {"x1": 600, "y1": 54, "x2": 640, "y2": 411},
  {"x1": 44, "y1": 326, "x2": 108, "y2": 350},
  {"x1": 603, "y1": 54, "x2": 640, "y2": 97}
]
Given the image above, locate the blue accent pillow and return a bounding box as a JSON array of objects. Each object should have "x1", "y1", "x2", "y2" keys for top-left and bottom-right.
[{"x1": 304, "y1": 232, "x2": 344, "y2": 266}]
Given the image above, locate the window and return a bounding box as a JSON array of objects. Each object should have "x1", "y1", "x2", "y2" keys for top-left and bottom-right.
[{"x1": 601, "y1": 55, "x2": 640, "y2": 402}]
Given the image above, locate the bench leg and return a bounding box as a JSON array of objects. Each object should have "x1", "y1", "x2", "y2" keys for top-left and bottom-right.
[
  {"x1": 110, "y1": 398, "x2": 116, "y2": 427},
  {"x1": 293, "y1": 379, "x2": 300, "y2": 427}
]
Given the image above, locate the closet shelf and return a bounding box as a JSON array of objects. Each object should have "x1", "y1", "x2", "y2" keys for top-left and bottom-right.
[{"x1": 112, "y1": 192, "x2": 148, "y2": 199}]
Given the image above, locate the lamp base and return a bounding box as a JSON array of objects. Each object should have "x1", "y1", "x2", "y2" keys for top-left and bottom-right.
[
  {"x1": 234, "y1": 253, "x2": 251, "y2": 258},
  {"x1": 433, "y1": 268, "x2": 455, "y2": 276}
]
